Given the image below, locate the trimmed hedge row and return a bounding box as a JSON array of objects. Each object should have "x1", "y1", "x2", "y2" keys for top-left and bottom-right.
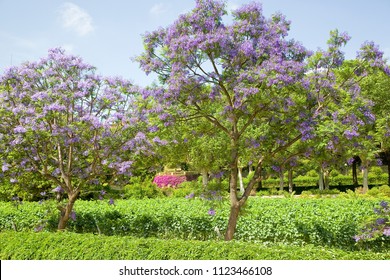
[
  {"x1": 262, "y1": 174, "x2": 389, "y2": 189},
  {"x1": 1, "y1": 198, "x2": 388, "y2": 249},
  {"x1": 0, "y1": 231, "x2": 389, "y2": 260}
]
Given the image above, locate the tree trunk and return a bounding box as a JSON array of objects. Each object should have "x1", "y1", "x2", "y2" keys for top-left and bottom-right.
[
  {"x1": 225, "y1": 137, "x2": 240, "y2": 241},
  {"x1": 225, "y1": 157, "x2": 263, "y2": 241},
  {"x1": 225, "y1": 202, "x2": 241, "y2": 241},
  {"x1": 386, "y1": 152, "x2": 390, "y2": 187},
  {"x1": 57, "y1": 191, "x2": 79, "y2": 230},
  {"x1": 323, "y1": 169, "x2": 330, "y2": 190},
  {"x1": 238, "y1": 166, "x2": 244, "y2": 193},
  {"x1": 288, "y1": 168, "x2": 293, "y2": 194},
  {"x1": 352, "y1": 160, "x2": 358, "y2": 188},
  {"x1": 279, "y1": 168, "x2": 284, "y2": 192},
  {"x1": 318, "y1": 170, "x2": 324, "y2": 191},
  {"x1": 362, "y1": 162, "x2": 369, "y2": 193},
  {"x1": 201, "y1": 169, "x2": 208, "y2": 188},
  {"x1": 352, "y1": 156, "x2": 361, "y2": 188}
]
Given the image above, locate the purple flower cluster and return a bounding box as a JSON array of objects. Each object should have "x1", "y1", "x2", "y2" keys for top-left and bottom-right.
[
  {"x1": 208, "y1": 208, "x2": 216, "y2": 216},
  {"x1": 153, "y1": 175, "x2": 186, "y2": 188},
  {"x1": 354, "y1": 200, "x2": 390, "y2": 242}
]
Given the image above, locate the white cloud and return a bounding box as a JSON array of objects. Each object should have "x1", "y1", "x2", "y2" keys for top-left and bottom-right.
[
  {"x1": 60, "y1": 44, "x2": 75, "y2": 53},
  {"x1": 227, "y1": 2, "x2": 239, "y2": 13},
  {"x1": 150, "y1": 3, "x2": 167, "y2": 16},
  {"x1": 60, "y1": 2, "x2": 95, "y2": 36}
]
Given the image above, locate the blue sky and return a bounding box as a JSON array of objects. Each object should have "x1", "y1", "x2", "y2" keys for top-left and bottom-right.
[{"x1": 1, "y1": 0, "x2": 389, "y2": 86}]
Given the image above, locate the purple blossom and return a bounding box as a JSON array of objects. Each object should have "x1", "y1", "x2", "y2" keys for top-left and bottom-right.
[
  {"x1": 148, "y1": 125, "x2": 159, "y2": 133},
  {"x1": 185, "y1": 193, "x2": 195, "y2": 199},
  {"x1": 376, "y1": 218, "x2": 387, "y2": 225},
  {"x1": 13, "y1": 126, "x2": 27, "y2": 134},
  {"x1": 299, "y1": 120, "x2": 315, "y2": 141},
  {"x1": 152, "y1": 136, "x2": 168, "y2": 145},
  {"x1": 383, "y1": 227, "x2": 390, "y2": 237},
  {"x1": 52, "y1": 186, "x2": 64, "y2": 193},
  {"x1": 109, "y1": 198, "x2": 115, "y2": 205},
  {"x1": 344, "y1": 129, "x2": 359, "y2": 140},
  {"x1": 31, "y1": 91, "x2": 49, "y2": 101},
  {"x1": 208, "y1": 208, "x2": 216, "y2": 216},
  {"x1": 2, "y1": 163, "x2": 10, "y2": 172},
  {"x1": 353, "y1": 235, "x2": 361, "y2": 242},
  {"x1": 271, "y1": 165, "x2": 281, "y2": 173},
  {"x1": 70, "y1": 211, "x2": 76, "y2": 221},
  {"x1": 212, "y1": 171, "x2": 224, "y2": 179},
  {"x1": 34, "y1": 225, "x2": 44, "y2": 232},
  {"x1": 44, "y1": 103, "x2": 67, "y2": 112},
  {"x1": 380, "y1": 201, "x2": 388, "y2": 209}
]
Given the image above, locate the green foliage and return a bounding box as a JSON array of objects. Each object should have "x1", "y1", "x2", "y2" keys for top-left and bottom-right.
[
  {"x1": 0, "y1": 173, "x2": 53, "y2": 202},
  {"x1": 123, "y1": 177, "x2": 163, "y2": 199},
  {"x1": 300, "y1": 189, "x2": 341, "y2": 198},
  {"x1": 306, "y1": 170, "x2": 319, "y2": 177},
  {"x1": 0, "y1": 197, "x2": 388, "y2": 250},
  {"x1": 354, "y1": 200, "x2": 390, "y2": 247},
  {"x1": 170, "y1": 181, "x2": 201, "y2": 198},
  {"x1": 1, "y1": 231, "x2": 389, "y2": 260},
  {"x1": 366, "y1": 185, "x2": 390, "y2": 198},
  {"x1": 261, "y1": 173, "x2": 388, "y2": 189},
  {"x1": 370, "y1": 166, "x2": 386, "y2": 177}
]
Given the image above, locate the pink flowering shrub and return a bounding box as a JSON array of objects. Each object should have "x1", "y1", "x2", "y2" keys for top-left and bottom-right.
[{"x1": 153, "y1": 175, "x2": 186, "y2": 188}]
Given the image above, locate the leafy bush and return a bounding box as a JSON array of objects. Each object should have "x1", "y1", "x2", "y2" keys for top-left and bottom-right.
[
  {"x1": 123, "y1": 177, "x2": 163, "y2": 199},
  {"x1": 1, "y1": 231, "x2": 389, "y2": 260},
  {"x1": 0, "y1": 197, "x2": 387, "y2": 250},
  {"x1": 370, "y1": 166, "x2": 386, "y2": 177},
  {"x1": 366, "y1": 185, "x2": 390, "y2": 198},
  {"x1": 354, "y1": 200, "x2": 390, "y2": 246}
]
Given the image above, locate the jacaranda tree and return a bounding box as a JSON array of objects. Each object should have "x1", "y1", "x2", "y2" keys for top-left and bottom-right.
[
  {"x1": 0, "y1": 48, "x2": 149, "y2": 230},
  {"x1": 137, "y1": 0, "x2": 389, "y2": 240}
]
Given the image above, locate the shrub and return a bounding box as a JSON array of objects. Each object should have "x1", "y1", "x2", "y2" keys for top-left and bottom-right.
[
  {"x1": 153, "y1": 175, "x2": 186, "y2": 188},
  {"x1": 306, "y1": 170, "x2": 318, "y2": 178},
  {"x1": 370, "y1": 166, "x2": 386, "y2": 177},
  {"x1": 0, "y1": 197, "x2": 385, "y2": 250},
  {"x1": 123, "y1": 177, "x2": 163, "y2": 199},
  {"x1": 354, "y1": 200, "x2": 390, "y2": 247},
  {"x1": 170, "y1": 181, "x2": 201, "y2": 198}
]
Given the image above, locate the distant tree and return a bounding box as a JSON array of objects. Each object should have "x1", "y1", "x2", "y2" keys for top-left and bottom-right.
[{"x1": 0, "y1": 48, "x2": 149, "y2": 230}]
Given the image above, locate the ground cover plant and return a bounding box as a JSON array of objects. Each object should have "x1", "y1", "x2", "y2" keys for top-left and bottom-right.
[{"x1": 1, "y1": 231, "x2": 389, "y2": 260}]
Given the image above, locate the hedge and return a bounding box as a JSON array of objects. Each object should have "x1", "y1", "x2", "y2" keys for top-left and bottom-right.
[
  {"x1": 262, "y1": 174, "x2": 388, "y2": 189},
  {"x1": 0, "y1": 231, "x2": 389, "y2": 260},
  {"x1": 1, "y1": 197, "x2": 389, "y2": 250}
]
